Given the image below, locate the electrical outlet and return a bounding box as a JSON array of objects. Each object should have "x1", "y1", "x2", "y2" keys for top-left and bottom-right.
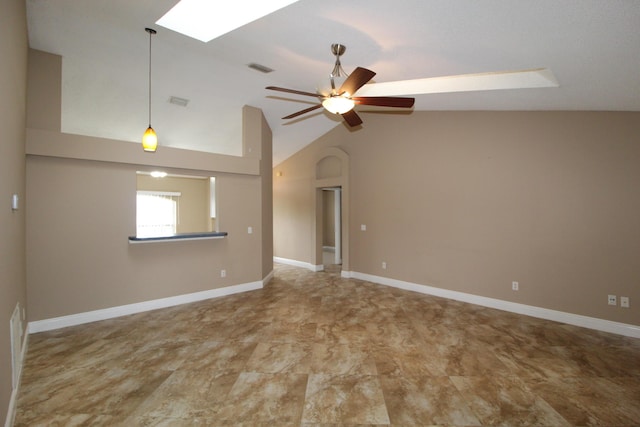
[
  {"x1": 620, "y1": 296, "x2": 629, "y2": 308},
  {"x1": 512, "y1": 281, "x2": 519, "y2": 291},
  {"x1": 608, "y1": 294, "x2": 617, "y2": 306},
  {"x1": 221, "y1": 269, "x2": 226, "y2": 278},
  {"x1": 247, "y1": 226, "x2": 253, "y2": 234},
  {"x1": 382, "y1": 261, "x2": 387, "y2": 269},
  {"x1": 360, "y1": 224, "x2": 367, "y2": 231}
]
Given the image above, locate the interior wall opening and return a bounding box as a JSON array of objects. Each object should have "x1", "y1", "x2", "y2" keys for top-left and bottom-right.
[{"x1": 322, "y1": 187, "x2": 342, "y2": 267}]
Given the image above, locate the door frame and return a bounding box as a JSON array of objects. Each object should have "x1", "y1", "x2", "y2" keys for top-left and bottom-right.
[{"x1": 312, "y1": 147, "x2": 349, "y2": 274}]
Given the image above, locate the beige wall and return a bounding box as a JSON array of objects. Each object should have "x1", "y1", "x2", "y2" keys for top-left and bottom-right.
[
  {"x1": 27, "y1": 50, "x2": 61, "y2": 132},
  {"x1": 273, "y1": 111, "x2": 640, "y2": 326},
  {"x1": 26, "y1": 155, "x2": 263, "y2": 320},
  {"x1": 243, "y1": 105, "x2": 274, "y2": 279},
  {"x1": 0, "y1": 0, "x2": 28, "y2": 421},
  {"x1": 274, "y1": 173, "x2": 314, "y2": 263},
  {"x1": 137, "y1": 174, "x2": 211, "y2": 233},
  {"x1": 261, "y1": 113, "x2": 274, "y2": 279},
  {"x1": 25, "y1": 51, "x2": 273, "y2": 322}
]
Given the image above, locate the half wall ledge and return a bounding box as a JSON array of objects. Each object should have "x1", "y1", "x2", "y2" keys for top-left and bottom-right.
[{"x1": 128, "y1": 231, "x2": 228, "y2": 244}]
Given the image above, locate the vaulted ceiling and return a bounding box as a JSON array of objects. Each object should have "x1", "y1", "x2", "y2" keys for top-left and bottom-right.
[{"x1": 26, "y1": 0, "x2": 640, "y2": 165}]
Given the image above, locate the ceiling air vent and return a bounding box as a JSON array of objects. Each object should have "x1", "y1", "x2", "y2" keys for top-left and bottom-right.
[
  {"x1": 169, "y1": 96, "x2": 189, "y2": 107},
  {"x1": 248, "y1": 63, "x2": 274, "y2": 74}
]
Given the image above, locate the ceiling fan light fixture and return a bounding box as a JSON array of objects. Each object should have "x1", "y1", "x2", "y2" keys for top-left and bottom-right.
[
  {"x1": 265, "y1": 44, "x2": 411, "y2": 128},
  {"x1": 322, "y1": 96, "x2": 355, "y2": 114}
]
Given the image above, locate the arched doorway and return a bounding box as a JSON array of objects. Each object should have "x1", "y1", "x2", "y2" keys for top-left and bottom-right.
[{"x1": 313, "y1": 148, "x2": 350, "y2": 275}]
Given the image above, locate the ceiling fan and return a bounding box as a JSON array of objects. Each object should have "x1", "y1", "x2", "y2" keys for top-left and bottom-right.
[
  {"x1": 266, "y1": 44, "x2": 415, "y2": 127},
  {"x1": 266, "y1": 44, "x2": 558, "y2": 128}
]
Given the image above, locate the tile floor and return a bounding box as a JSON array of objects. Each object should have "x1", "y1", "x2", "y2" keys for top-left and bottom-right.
[{"x1": 14, "y1": 263, "x2": 640, "y2": 426}]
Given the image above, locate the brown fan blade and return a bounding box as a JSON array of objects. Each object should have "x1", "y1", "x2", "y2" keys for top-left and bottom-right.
[
  {"x1": 339, "y1": 67, "x2": 376, "y2": 96},
  {"x1": 282, "y1": 104, "x2": 323, "y2": 119},
  {"x1": 266, "y1": 86, "x2": 320, "y2": 98},
  {"x1": 353, "y1": 96, "x2": 415, "y2": 108},
  {"x1": 341, "y1": 109, "x2": 363, "y2": 127}
]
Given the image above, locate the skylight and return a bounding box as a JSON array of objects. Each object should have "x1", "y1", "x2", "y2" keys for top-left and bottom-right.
[{"x1": 156, "y1": 0, "x2": 300, "y2": 42}]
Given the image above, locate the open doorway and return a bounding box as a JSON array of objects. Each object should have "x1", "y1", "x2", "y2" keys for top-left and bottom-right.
[
  {"x1": 322, "y1": 187, "x2": 342, "y2": 267},
  {"x1": 313, "y1": 147, "x2": 349, "y2": 274}
]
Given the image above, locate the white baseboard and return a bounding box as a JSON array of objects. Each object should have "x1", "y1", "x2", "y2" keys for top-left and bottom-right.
[
  {"x1": 5, "y1": 331, "x2": 29, "y2": 427},
  {"x1": 28, "y1": 280, "x2": 263, "y2": 334},
  {"x1": 347, "y1": 271, "x2": 640, "y2": 339},
  {"x1": 4, "y1": 387, "x2": 16, "y2": 427},
  {"x1": 263, "y1": 269, "x2": 274, "y2": 286},
  {"x1": 274, "y1": 256, "x2": 323, "y2": 272}
]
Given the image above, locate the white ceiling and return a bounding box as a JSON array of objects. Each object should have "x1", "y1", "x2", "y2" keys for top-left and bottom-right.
[{"x1": 26, "y1": 0, "x2": 640, "y2": 166}]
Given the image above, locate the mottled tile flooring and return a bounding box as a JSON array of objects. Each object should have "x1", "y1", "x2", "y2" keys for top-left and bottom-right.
[{"x1": 15, "y1": 263, "x2": 640, "y2": 426}]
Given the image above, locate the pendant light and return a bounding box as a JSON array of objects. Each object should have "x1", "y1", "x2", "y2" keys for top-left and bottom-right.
[{"x1": 142, "y1": 28, "x2": 158, "y2": 152}]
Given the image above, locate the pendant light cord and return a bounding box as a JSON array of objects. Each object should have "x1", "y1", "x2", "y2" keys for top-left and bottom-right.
[{"x1": 145, "y1": 28, "x2": 156, "y2": 127}]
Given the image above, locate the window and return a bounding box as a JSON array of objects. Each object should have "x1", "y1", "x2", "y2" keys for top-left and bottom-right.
[{"x1": 136, "y1": 191, "x2": 180, "y2": 237}]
